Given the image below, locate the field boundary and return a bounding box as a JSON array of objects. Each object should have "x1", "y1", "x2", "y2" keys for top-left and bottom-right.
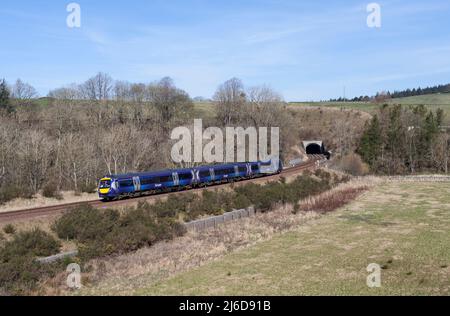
[
  {"x1": 386, "y1": 175, "x2": 450, "y2": 182},
  {"x1": 37, "y1": 206, "x2": 257, "y2": 263},
  {"x1": 185, "y1": 206, "x2": 256, "y2": 232}
]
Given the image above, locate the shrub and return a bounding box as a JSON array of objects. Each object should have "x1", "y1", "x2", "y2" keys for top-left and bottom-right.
[
  {"x1": 52, "y1": 205, "x2": 119, "y2": 242},
  {"x1": 337, "y1": 153, "x2": 370, "y2": 176},
  {"x1": 0, "y1": 184, "x2": 31, "y2": 204},
  {"x1": 187, "y1": 190, "x2": 234, "y2": 220},
  {"x1": 53, "y1": 203, "x2": 187, "y2": 261},
  {"x1": 300, "y1": 187, "x2": 368, "y2": 214},
  {"x1": 3, "y1": 224, "x2": 16, "y2": 235},
  {"x1": 0, "y1": 228, "x2": 62, "y2": 295},
  {"x1": 42, "y1": 182, "x2": 63, "y2": 200},
  {"x1": 0, "y1": 228, "x2": 61, "y2": 261},
  {"x1": 79, "y1": 182, "x2": 97, "y2": 194}
]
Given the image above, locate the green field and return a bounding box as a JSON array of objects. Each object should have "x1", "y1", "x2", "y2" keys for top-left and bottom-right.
[
  {"x1": 289, "y1": 101, "x2": 378, "y2": 112},
  {"x1": 289, "y1": 93, "x2": 450, "y2": 123},
  {"x1": 135, "y1": 181, "x2": 450, "y2": 296}
]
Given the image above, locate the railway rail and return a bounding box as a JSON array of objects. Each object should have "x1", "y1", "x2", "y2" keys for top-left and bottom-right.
[{"x1": 0, "y1": 155, "x2": 326, "y2": 223}]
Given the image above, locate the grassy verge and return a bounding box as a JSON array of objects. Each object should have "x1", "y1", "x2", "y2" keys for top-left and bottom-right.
[
  {"x1": 2, "y1": 170, "x2": 346, "y2": 295},
  {"x1": 76, "y1": 178, "x2": 372, "y2": 296},
  {"x1": 134, "y1": 181, "x2": 450, "y2": 296}
]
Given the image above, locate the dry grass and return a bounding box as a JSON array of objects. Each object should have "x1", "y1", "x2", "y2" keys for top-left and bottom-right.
[
  {"x1": 57, "y1": 177, "x2": 377, "y2": 296},
  {"x1": 130, "y1": 179, "x2": 450, "y2": 296},
  {"x1": 0, "y1": 191, "x2": 98, "y2": 213},
  {"x1": 299, "y1": 179, "x2": 374, "y2": 214}
]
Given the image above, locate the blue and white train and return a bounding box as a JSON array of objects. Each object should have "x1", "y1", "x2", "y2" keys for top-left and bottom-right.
[{"x1": 98, "y1": 158, "x2": 283, "y2": 201}]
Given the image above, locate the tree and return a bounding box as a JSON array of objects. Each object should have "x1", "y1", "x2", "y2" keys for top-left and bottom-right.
[
  {"x1": 11, "y1": 79, "x2": 38, "y2": 100},
  {"x1": 48, "y1": 84, "x2": 79, "y2": 100},
  {"x1": 114, "y1": 81, "x2": 132, "y2": 102},
  {"x1": 213, "y1": 78, "x2": 246, "y2": 125},
  {"x1": 358, "y1": 115, "x2": 382, "y2": 167},
  {"x1": 80, "y1": 72, "x2": 113, "y2": 101},
  {"x1": 0, "y1": 79, "x2": 13, "y2": 113},
  {"x1": 149, "y1": 77, "x2": 192, "y2": 126}
]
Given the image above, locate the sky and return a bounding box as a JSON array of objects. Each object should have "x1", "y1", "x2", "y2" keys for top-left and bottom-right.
[{"x1": 1, "y1": 0, "x2": 450, "y2": 101}]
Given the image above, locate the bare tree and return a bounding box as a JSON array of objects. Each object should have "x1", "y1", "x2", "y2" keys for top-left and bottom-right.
[
  {"x1": 80, "y1": 72, "x2": 113, "y2": 101},
  {"x1": 114, "y1": 81, "x2": 132, "y2": 102},
  {"x1": 131, "y1": 83, "x2": 146, "y2": 103},
  {"x1": 213, "y1": 78, "x2": 246, "y2": 125},
  {"x1": 148, "y1": 77, "x2": 193, "y2": 126},
  {"x1": 11, "y1": 79, "x2": 38, "y2": 100},
  {"x1": 17, "y1": 130, "x2": 53, "y2": 194},
  {"x1": 247, "y1": 85, "x2": 283, "y2": 106},
  {"x1": 48, "y1": 84, "x2": 80, "y2": 100}
]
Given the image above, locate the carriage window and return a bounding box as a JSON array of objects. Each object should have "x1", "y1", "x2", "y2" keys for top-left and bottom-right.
[
  {"x1": 251, "y1": 165, "x2": 259, "y2": 171},
  {"x1": 160, "y1": 176, "x2": 172, "y2": 182},
  {"x1": 141, "y1": 178, "x2": 153, "y2": 185},
  {"x1": 119, "y1": 180, "x2": 133, "y2": 187},
  {"x1": 200, "y1": 171, "x2": 210, "y2": 177},
  {"x1": 178, "y1": 173, "x2": 192, "y2": 180},
  {"x1": 239, "y1": 166, "x2": 247, "y2": 173},
  {"x1": 216, "y1": 168, "x2": 234, "y2": 176}
]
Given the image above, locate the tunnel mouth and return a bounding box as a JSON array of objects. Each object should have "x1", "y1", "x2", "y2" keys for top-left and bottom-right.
[{"x1": 306, "y1": 144, "x2": 323, "y2": 155}]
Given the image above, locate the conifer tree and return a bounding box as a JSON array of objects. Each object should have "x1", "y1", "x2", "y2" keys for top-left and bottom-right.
[
  {"x1": 0, "y1": 79, "x2": 13, "y2": 113},
  {"x1": 358, "y1": 115, "x2": 382, "y2": 167}
]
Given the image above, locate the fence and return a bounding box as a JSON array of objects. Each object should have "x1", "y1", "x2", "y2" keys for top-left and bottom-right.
[
  {"x1": 386, "y1": 175, "x2": 450, "y2": 182},
  {"x1": 38, "y1": 206, "x2": 257, "y2": 263},
  {"x1": 37, "y1": 250, "x2": 79, "y2": 264},
  {"x1": 185, "y1": 206, "x2": 256, "y2": 232}
]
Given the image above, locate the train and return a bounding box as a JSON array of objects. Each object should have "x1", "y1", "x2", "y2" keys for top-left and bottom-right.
[{"x1": 98, "y1": 158, "x2": 283, "y2": 201}]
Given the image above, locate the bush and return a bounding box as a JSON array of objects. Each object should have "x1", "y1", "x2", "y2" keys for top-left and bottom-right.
[
  {"x1": 52, "y1": 205, "x2": 119, "y2": 242},
  {"x1": 3, "y1": 224, "x2": 16, "y2": 235},
  {"x1": 53, "y1": 203, "x2": 187, "y2": 260},
  {"x1": 42, "y1": 182, "x2": 63, "y2": 200},
  {"x1": 0, "y1": 228, "x2": 62, "y2": 295},
  {"x1": 337, "y1": 153, "x2": 370, "y2": 176},
  {"x1": 0, "y1": 228, "x2": 61, "y2": 261},
  {"x1": 79, "y1": 182, "x2": 97, "y2": 194},
  {"x1": 0, "y1": 184, "x2": 32, "y2": 204}
]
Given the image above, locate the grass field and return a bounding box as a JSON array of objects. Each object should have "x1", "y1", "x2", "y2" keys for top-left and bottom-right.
[
  {"x1": 289, "y1": 93, "x2": 450, "y2": 123},
  {"x1": 134, "y1": 180, "x2": 450, "y2": 296}
]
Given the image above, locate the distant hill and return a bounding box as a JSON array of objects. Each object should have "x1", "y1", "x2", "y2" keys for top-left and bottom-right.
[
  {"x1": 388, "y1": 84, "x2": 450, "y2": 99},
  {"x1": 386, "y1": 93, "x2": 450, "y2": 106}
]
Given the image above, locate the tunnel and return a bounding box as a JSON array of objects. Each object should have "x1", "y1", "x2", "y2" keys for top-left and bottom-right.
[
  {"x1": 303, "y1": 141, "x2": 331, "y2": 159},
  {"x1": 305, "y1": 144, "x2": 323, "y2": 155}
]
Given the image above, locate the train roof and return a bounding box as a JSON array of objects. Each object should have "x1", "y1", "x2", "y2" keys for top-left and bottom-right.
[{"x1": 107, "y1": 162, "x2": 255, "y2": 179}]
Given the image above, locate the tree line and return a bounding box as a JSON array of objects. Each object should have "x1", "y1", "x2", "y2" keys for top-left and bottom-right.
[
  {"x1": 328, "y1": 83, "x2": 450, "y2": 103},
  {"x1": 0, "y1": 74, "x2": 295, "y2": 204},
  {"x1": 358, "y1": 104, "x2": 449, "y2": 174}
]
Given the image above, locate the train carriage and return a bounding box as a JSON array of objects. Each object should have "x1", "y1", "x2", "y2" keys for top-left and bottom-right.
[{"x1": 98, "y1": 158, "x2": 282, "y2": 201}]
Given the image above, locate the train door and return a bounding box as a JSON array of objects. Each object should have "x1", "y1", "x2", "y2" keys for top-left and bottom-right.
[
  {"x1": 172, "y1": 172, "x2": 180, "y2": 186},
  {"x1": 191, "y1": 170, "x2": 200, "y2": 184},
  {"x1": 234, "y1": 166, "x2": 239, "y2": 176},
  {"x1": 210, "y1": 168, "x2": 215, "y2": 181},
  {"x1": 132, "y1": 176, "x2": 141, "y2": 192}
]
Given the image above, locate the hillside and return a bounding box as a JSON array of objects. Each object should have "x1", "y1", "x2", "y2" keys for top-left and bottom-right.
[
  {"x1": 290, "y1": 93, "x2": 450, "y2": 123},
  {"x1": 130, "y1": 180, "x2": 450, "y2": 296}
]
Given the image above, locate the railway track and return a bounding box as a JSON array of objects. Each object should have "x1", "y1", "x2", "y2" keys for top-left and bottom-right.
[{"x1": 0, "y1": 155, "x2": 326, "y2": 223}]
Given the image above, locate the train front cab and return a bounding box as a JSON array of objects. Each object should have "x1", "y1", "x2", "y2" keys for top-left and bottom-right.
[{"x1": 98, "y1": 177, "x2": 117, "y2": 200}]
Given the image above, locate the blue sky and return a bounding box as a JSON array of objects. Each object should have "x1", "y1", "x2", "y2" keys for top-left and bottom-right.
[{"x1": 1, "y1": 0, "x2": 450, "y2": 101}]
